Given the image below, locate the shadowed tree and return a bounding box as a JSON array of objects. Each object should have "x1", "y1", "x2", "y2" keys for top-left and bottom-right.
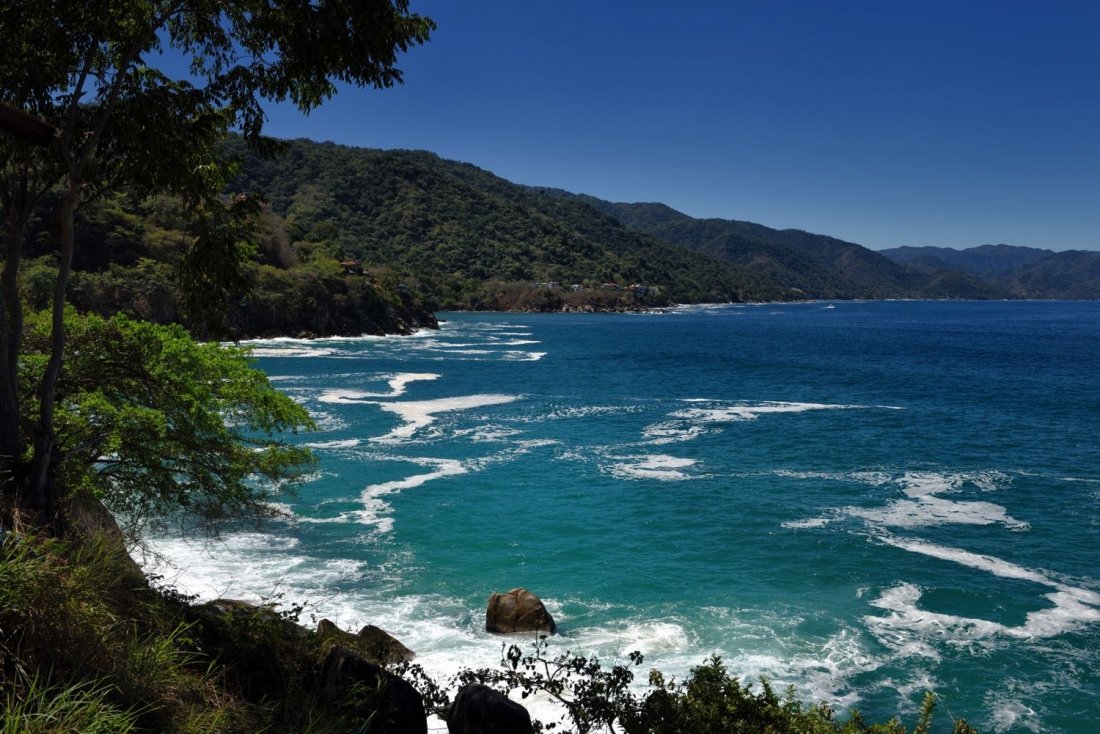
[{"x1": 0, "y1": 0, "x2": 433, "y2": 530}]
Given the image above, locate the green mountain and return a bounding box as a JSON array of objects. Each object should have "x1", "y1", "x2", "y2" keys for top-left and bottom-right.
[
  {"x1": 18, "y1": 192, "x2": 437, "y2": 339},
  {"x1": 880, "y1": 244, "x2": 1100, "y2": 299},
  {"x1": 566, "y1": 197, "x2": 1000, "y2": 300},
  {"x1": 226, "y1": 138, "x2": 790, "y2": 309}
]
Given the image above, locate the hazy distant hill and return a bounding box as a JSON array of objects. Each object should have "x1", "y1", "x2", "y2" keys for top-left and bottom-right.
[
  {"x1": 880, "y1": 244, "x2": 1054, "y2": 278},
  {"x1": 880, "y1": 244, "x2": 1100, "y2": 299},
  {"x1": 999, "y1": 250, "x2": 1100, "y2": 299},
  {"x1": 565, "y1": 197, "x2": 999, "y2": 300}
]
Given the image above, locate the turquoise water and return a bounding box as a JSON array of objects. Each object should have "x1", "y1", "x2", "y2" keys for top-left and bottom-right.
[{"x1": 148, "y1": 301, "x2": 1100, "y2": 732}]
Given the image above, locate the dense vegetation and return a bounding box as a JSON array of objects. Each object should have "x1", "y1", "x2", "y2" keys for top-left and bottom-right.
[
  {"x1": 572, "y1": 198, "x2": 1001, "y2": 300},
  {"x1": 225, "y1": 137, "x2": 786, "y2": 309},
  {"x1": 16, "y1": 193, "x2": 436, "y2": 339}
]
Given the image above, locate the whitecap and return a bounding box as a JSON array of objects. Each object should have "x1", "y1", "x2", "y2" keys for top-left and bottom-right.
[
  {"x1": 782, "y1": 517, "x2": 833, "y2": 529},
  {"x1": 865, "y1": 537, "x2": 1100, "y2": 646},
  {"x1": 451, "y1": 424, "x2": 523, "y2": 442},
  {"x1": 670, "y1": 401, "x2": 891, "y2": 423},
  {"x1": 641, "y1": 421, "x2": 710, "y2": 444},
  {"x1": 302, "y1": 438, "x2": 361, "y2": 449},
  {"x1": 355, "y1": 457, "x2": 468, "y2": 533},
  {"x1": 502, "y1": 351, "x2": 547, "y2": 361},
  {"x1": 847, "y1": 496, "x2": 1029, "y2": 531},
  {"x1": 372, "y1": 394, "x2": 521, "y2": 443},
  {"x1": 610, "y1": 454, "x2": 698, "y2": 481},
  {"x1": 316, "y1": 373, "x2": 440, "y2": 402}
]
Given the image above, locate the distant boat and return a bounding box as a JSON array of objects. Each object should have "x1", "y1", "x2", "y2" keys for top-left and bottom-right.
[{"x1": 824, "y1": 304, "x2": 836, "y2": 309}]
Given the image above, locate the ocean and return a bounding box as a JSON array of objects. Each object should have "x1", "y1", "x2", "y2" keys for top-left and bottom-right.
[{"x1": 143, "y1": 301, "x2": 1100, "y2": 732}]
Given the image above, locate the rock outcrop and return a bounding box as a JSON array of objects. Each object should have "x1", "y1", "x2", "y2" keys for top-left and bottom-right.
[
  {"x1": 485, "y1": 588, "x2": 556, "y2": 635},
  {"x1": 320, "y1": 645, "x2": 428, "y2": 734},
  {"x1": 316, "y1": 618, "x2": 415, "y2": 665},
  {"x1": 447, "y1": 683, "x2": 533, "y2": 734}
]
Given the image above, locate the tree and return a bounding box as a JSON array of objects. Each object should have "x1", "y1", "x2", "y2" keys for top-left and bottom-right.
[
  {"x1": 21, "y1": 308, "x2": 315, "y2": 537},
  {"x1": 0, "y1": 0, "x2": 434, "y2": 530}
]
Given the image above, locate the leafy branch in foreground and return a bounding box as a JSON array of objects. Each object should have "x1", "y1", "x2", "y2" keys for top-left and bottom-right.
[
  {"x1": 17, "y1": 309, "x2": 315, "y2": 537},
  {"x1": 454, "y1": 636, "x2": 978, "y2": 734}
]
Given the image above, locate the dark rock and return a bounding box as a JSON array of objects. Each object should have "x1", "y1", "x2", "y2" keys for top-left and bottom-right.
[
  {"x1": 485, "y1": 588, "x2": 556, "y2": 635},
  {"x1": 187, "y1": 598, "x2": 309, "y2": 700},
  {"x1": 316, "y1": 619, "x2": 415, "y2": 665},
  {"x1": 61, "y1": 495, "x2": 145, "y2": 584},
  {"x1": 358, "y1": 623, "x2": 415, "y2": 664},
  {"x1": 320, "y1": 645, "x2": 427, "y2": 734},
  {"x1": 447, "y1": 683, "x2": 533, "y2": 734}
]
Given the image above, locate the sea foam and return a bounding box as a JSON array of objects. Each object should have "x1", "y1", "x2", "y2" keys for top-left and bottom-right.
[
  {"x1": 356, "y1": 457, "x2": 468, "y2": 533},
  {"x1": 610, "y1": 454, "x2": 698, "y2": 481},
  {"x1": 372, "y1": 394, "x2": 521, "y2": 443}
]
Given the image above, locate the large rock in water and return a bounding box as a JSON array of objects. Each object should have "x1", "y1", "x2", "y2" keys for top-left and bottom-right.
[
  {"x1": 319, "y1": 645, "x2": 427, "y2": 734},
  {"x1": 485, "y1": 588, "x2": 556, "y2": 635},
  {"x1": 447, "y1": 683, "x2": 533, "y2": 734}
]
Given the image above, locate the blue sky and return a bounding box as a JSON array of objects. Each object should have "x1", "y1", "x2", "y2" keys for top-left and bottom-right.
[{"x1": 253, "y1": 1, "x2": 1098, "y2": 251}]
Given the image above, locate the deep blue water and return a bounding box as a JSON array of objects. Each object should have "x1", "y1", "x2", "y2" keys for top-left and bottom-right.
[{"x1": 148, "y1": 301, "x2": 1100, "y2": 732}]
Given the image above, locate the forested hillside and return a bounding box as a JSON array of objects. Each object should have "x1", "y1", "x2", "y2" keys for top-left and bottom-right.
[
  {"x1": 569, "y1": 197, "x2": 1001, "y2": 300},
  {"x1": 225, "y1": 137, "x2": 789, "y2": 309},
  {"x1": 18, "y1": 192, "x2": 437, "y2": 339}
]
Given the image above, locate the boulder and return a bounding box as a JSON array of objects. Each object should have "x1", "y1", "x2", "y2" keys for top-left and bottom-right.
[
  {"x1": 447, "y1": 683, "x2": 533, "y2": 734},
  {"x1": 316, "y1": 619, "x2": 415, "y2": 665},
  {"x1": 320, "y1": 645, "x2": 427, "y2": 734},
  {"x1": 358, "y1": 623, "x2": 415, "y2": 664},
  {"x1": 485, "y1": 588, "x2": 556, "y2": 635}
]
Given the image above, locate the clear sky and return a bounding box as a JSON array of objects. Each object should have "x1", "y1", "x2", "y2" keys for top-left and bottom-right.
[{"x1": 254, "y1": 1, "x2": 1099, "y2": 252}]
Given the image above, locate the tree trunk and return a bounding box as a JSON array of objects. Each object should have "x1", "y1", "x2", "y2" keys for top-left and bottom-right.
[
  {"x1": 0, "y1": 206, "x2": 25, "y2": 505},
  {"x1": 26, "y1": 177, "x2": 78, "y2": 528}
]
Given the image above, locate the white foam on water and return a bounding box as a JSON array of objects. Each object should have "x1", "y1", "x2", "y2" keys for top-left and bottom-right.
[
  {"x1": 247, "y1": 346, "x2": 341, "y2": 358},
  {"x1": 307, "y1": 410, "x2": 349, "y2": 432},
  {"x1": 865, "y1": 538, "x2": 1100, "y2": 646},
  {"x1": 451, "y1": 424, "x2": 523, "y2": 442},
  {"x1": 898, "y1": 470, "x2": 1008, "y2": 497},
  {"x1": 496, "y1": 339, "x2": 541, "y2": 346},
  {"x1": 670, "y1": 401, "x2": 891, "y2": 424},
  {"x1": 781, "y1": 469, "x2": 1026, "y2": 531},
  {"x1": 847, "y1": 496, "x2": 1029, "y2": 531},
  {"x1": 355, "y1": 457, "x2": 468, "y2": 533},
  {"x1": 985, "y1": 688, "x2": 1042, "y2": 733},
  {"x1": 302, "y1": 438, "x2": 361, "y2": 449},
  {"x1": 372, "y1": 393, "x2": 521, "y2": 443},
  {"x1": 502, "y1": 350, "x2": 547, "y2": 361},
  {"x1": 134, "y1": 533, "x2": 318, "y2": 601},
  {"x1": 782, "y1": 517, "x2": 833, "y2": 529},
  {"x1": 641, "y1": 421, "x2": 711, "y2": 444},
  {"x1": 316, "y1": 373, "x2": 441, "y2": 403},
  {"x1": 545, "y1": 405, "x2": 641, "y2": 420},
  {"x1": 609, "y1": 454, "x2": 698, "y2": 481},
  {"x1": 772, "y1": 469, "x2": 893, "y2": 486}
]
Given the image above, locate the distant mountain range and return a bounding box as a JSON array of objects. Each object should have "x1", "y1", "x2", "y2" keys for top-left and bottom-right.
[
  {"x1": 878, "y1": 245, "x2": 1100, "y2": 299},
  {"x1": 30, "y1": 136, "x2": 1096, "y2": 340},
  {"x1": 232, "y1": 138, "x2": 1090, "y2": 308}
]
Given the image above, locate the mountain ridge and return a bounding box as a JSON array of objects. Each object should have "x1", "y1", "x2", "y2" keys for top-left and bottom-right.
[{"x1": 227, "y1": 138, "x2": 1007, "y2": 306}]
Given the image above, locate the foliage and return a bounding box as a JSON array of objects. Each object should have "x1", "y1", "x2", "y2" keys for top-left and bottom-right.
[
  {"x1": 456, "y1": 637, "x2": 979, "y2": 734},
  {"x1": 19, "y1": 309, "x2": 316, "y2": 536},
  {"x1": 577, "y1": 198, "x2": 1002, "y2": 301},
  {"x1": 0, "y1": 0, "x2": 435, "y2": 532},
  {"x1": 2, "y1": 673, "x2": 142, "y2": 734},
  {"x1": 225, "y1": 138, "x2": 775, "y2": 309}
]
